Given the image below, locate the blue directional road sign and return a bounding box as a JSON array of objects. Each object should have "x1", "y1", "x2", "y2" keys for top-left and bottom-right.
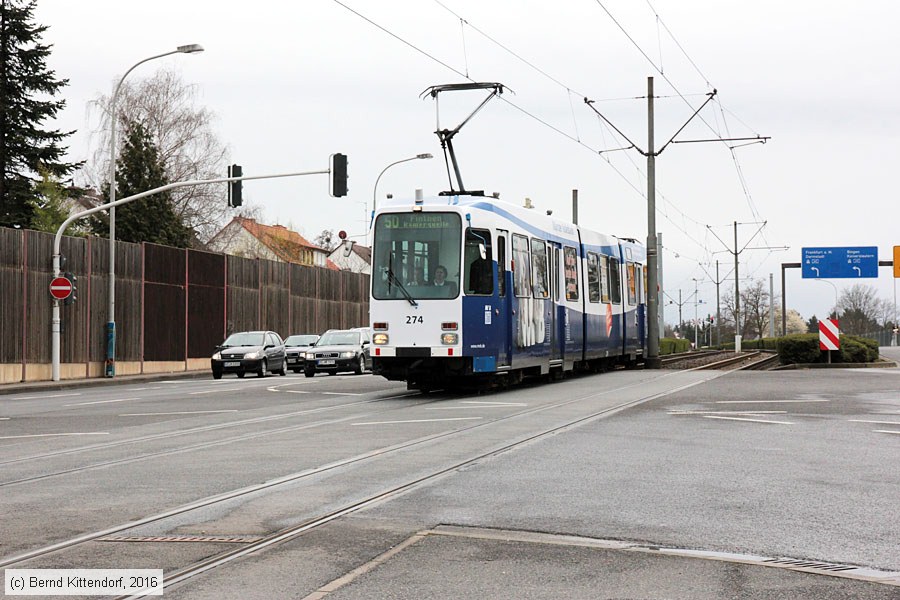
[{"x1": 801, "y1": 246, "x2": 879, "y2": 278}]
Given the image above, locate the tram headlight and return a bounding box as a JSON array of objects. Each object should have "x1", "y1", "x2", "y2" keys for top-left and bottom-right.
[
  {"x1": 373, "y1": 333, "x2": 389, "y2": 345},
  {"x1": 441, "y1": 333, "x2": 458, "y2": 345}
]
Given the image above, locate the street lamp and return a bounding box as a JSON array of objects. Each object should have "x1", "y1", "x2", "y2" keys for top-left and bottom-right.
[
  {"x1": 814, "y1": 278, "x2": 840, "y2": 320},
  {"x1": 369, "y1": 153, "x2": 432, "y2": 244},
  {"x1": 106, "y1": 44, "x2": 203, "y2": 378}
]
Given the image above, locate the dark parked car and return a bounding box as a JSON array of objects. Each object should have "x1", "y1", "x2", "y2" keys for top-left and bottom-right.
[
  {"x1": 304, "y1": 329, "x2": 371, "y2": 377},
  {"x1": 211, "y1": 331, "x2": 287, "y2": 379},
  {"x1": 284, "y1": 334, "x2": 320, "y2": 373}
]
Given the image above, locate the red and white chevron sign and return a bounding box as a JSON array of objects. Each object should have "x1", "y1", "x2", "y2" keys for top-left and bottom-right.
[{"x1": 819, "y1": 318, "x2": 840, "y2": 350}]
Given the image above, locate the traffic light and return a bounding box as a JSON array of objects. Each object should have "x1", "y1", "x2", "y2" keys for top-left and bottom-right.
[
  {"x1": 64, "y1": 272, "x2": 77, "y2": 306},
  {"x1": 330, "y1": 153, "x2": 348, "y2": 197},
  {"x1": 228, "y1": 164, "x2": 243, "y2": 207}
]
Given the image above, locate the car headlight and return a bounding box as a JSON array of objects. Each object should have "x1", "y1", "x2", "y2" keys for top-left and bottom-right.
[
  {"x1": 212, "y1": 352, "x2": 221, "y2": 360},
  {"x1": 341, "y1": 351, "x2": 355, "y2": 358},
  {"x1": 244, "y1": 351, "x2": 260, "y2": 360},
  {"x1": 305, "y1": 352, "x2": 315, "y2": 360}
]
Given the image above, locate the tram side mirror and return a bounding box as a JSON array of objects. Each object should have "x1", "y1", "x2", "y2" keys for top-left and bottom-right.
[
  {"x1": 478, "y1": 243, "x2": 486, "y2": 260},
  {"x1": 342, "y1": 239, "x2": 355, "y2": 258}
]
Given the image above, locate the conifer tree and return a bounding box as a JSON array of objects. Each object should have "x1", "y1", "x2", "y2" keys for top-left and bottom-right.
[
  {"x1": 92, "y1": 120, "x2": 193, "y2": 248},
  {"x1": 0, "y1": 0, "x2": 79, "y2": 228}
]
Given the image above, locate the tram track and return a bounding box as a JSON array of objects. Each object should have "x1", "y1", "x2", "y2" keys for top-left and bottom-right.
[{"x1": 0, "y1": 370, "x2": 719, "y2": 578}]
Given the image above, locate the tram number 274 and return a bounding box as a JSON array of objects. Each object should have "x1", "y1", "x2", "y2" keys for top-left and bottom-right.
[{"x1": 406, "y1": 315, "x2": 424, "y2": 324}]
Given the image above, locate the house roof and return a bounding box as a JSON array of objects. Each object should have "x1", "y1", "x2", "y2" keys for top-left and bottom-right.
[{"x1": 232, "y1": 217, "x2": 324, "y2": 263}]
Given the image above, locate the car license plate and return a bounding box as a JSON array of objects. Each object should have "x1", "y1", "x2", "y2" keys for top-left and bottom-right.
[
  {"x1": 223, "y1": 361, "x2": 240, "y2": 367},
  {"x1": 318, "y1": 359, "x2": 335, "y2": 365},
  {"x1": 287, "y1": 357, "x2": 298, "y2": 363}
]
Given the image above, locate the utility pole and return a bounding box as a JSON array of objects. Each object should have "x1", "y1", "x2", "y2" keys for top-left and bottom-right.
[
  {"x1": 698, "y1": 259, "x2": 733, "y2": 347},
  {"x1": 658, "y1": 232, "x2": 665, "y2": 339},
  {"x1": 665, "y1": 288, "x2": 695, "y2": 338},
  {"x1": 707, "y1": 221, "x2": 786, "y2": 352},
  {"x1": 585, "y1": 79, "x2": 767, "y2": 367},
  {"x1": 769, "y1": 272, "x2": 775, "y2": 338}
]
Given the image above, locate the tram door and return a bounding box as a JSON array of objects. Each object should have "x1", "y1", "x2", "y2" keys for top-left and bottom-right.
[
  {"x1": 496, "y1": 231, "x2": 511, "y2": 367},
  {"x1": 549, "y1": 244, "x2": 561, "y2": 362}
]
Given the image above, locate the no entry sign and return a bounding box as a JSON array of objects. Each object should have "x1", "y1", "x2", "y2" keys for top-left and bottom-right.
[{"x1": 49, "y1": 276, "x2": 73, "y2": 300}]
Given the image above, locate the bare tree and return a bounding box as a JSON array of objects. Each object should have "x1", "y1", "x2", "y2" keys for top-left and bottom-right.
[
  {"x1": 740, "y1": 278, "x2": 772, "y2": 339},
  {"x1": 836, "y1": 284, "x2": 890, "y2": 334},
  {"x1": 85, "y1": 68, "x2": 231, "y2": 242}
]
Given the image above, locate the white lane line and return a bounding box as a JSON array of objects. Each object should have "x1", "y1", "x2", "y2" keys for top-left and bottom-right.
[
  {"x1": 65, "y1": 397, "x2": 141, "y2": 406},
  {"x1": 849, "y1": 419, "x2": 900, "y2": 426},
  {"x1": 669, "y1": 410, "x2": 787, "y2": 415},
  {"x1": 282, "y1": 390, "x2": 311, "y2": 394},
  {"x1": 0, "y1": 432, "x2": 109, "y2": 440},
  {"x1": 703, "y1": 415, "x2": 794, "y2": 425},
  {"x1": 353, "y1": 417, "x2": 483, "y2": 426},
  {"x1": 0, "y1": 417, "x2": 10, "y2": 421},
  {"x1": 874, "y1": 429, "x2": 900, "y2": 435},
  {"x1": 427, "y1": 406, "x2": 519, "y2": 410},
  {"x1": 12, "y1": 393, "x2": 82, "y2": 400},
  {"x1": 190, "y1": 388, "x2": 241, "y2": 395},
  {"x1": 715, "y1": 400, "x2": 829, "y2": 404},
  {"x1": 120, "y1": 410, "x2": 239, "y2": 416},
  {"x1": 321, "y1": 392, "x2": 363, "y2": 396},
  {"x1": 460, "y1": 401, "x2": 527, "y2": 406}
]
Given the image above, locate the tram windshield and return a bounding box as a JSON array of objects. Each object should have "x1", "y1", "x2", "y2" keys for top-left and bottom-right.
[{"x1": 372, "y1": 212, "x2": 461, "y2": 300}]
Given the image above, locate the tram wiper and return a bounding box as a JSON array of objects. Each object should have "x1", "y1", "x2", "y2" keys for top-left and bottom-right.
[{"x1": 384, "y1": 268, "x2": 418, "y2": 307}]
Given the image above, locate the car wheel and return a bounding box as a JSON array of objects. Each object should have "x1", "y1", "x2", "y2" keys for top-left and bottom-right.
[
  {"x1": 276, "y1": 357, "x2": 287, "y2": 376},
  {"x1": 304, "y1": 369, "x2": 315, "y2": 378},
  {"x1": 257, "y1": 359, "x2": 267, "y2": 378},
  {"x1": 353, "y1": 355, "x2": 364, "y2": 375},
  {"x1": 237, "y1": 372, "x2": 245, "y2": 378},
  {"x1": 212, "y1": 370, "x2": 222, "y2": 380}
]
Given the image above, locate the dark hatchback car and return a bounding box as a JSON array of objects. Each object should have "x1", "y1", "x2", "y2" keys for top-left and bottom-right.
[
  {"x1": 304, "y1": 329, "x2": 371, "y2": 377},
  {"x1": 284, "y1": 334, "x2": 320, "y2": 373},
  {"x1": 211, "y1": 331, "x2": 287, "y2": 379}
]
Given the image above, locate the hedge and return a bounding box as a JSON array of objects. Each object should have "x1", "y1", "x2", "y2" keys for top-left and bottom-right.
[
  {"x1": 775, "y1": 333, "x2": 879, "y2": 365},
  {"x1": 660, "y1": 338, "x2": 691, "y2": 355}
]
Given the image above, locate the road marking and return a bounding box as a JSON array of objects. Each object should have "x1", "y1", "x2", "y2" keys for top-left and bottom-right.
[
  {"x1": 715, "y1": 399, "x2": 829, "y2": 404},
  {"x1": 0, "y1": 432, "x2": 109, "y2": 440},
  {"x1": 282, "y1": 390, "x2": 312, "y2": 394},
  {"x1": 0, "y1": 417, "x2": 9, "y2": 421},
  {"x1": 119, "y1": 410, "x2": 239, "y2": 416},
  {"x1": 460, "y1": 401, "x2": 527, "y2": 406},
  {"x1": 65, "y1": 397, "x2": 141, "y2": 406},
  {"x1": 353, "y1": 417, "x2": 483, "y2": 426},
  {"x1": 874, "y1": 429, "x2": 900, "y2": 435},
  {"x1": 12, "y1": 393, "x2": 81, "y2": 400},
  {"x1": 190, "y1": 388, "x2": 241, "y2": 395},
  {"x1": 669, "y1": 410, "x2": 787, "y2": 415},
  {"x1": 321, "y1": 392, "x2": 363, "y2": 396},
  {"x1": 849, "y1": 419, "x2": 900, "y2": 426},
  {"x1": 703, "y1": 415, "x2": 794, "y2": 425}
]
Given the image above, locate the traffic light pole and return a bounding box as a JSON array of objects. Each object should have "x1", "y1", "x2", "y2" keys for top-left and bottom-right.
[{"x1": 50, "y1": 167, "x2": 333, "y2": 382}]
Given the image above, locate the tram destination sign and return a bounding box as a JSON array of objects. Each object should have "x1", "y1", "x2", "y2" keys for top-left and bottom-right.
[{"x1": 801, "y1": 246, "x2": 878, "y2": 279}]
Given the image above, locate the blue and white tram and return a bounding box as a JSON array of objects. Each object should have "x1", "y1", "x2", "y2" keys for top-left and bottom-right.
[{"x1": 369, "y1": 193, "x2": 647, "y2": 390}]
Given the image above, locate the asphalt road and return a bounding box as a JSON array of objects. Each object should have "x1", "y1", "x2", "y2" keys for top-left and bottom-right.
[{"x1": 1, "y1": 359, "x2": 898, "y2": 599}]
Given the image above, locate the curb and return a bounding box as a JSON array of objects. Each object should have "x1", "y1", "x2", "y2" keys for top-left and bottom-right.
[
  {"x1": 771, "y1": 358, "x2": 898, "y2": 371},
  {"x1": 0, "y1": 370, "x2": 211, "y2": 396}
]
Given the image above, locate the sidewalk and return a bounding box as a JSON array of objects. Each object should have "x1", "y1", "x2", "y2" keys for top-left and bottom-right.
[{"x1": 0, "y1": 369, "x2": 210, "y2": 396}]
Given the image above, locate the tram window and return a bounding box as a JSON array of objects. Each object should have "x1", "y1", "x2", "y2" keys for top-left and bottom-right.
[
  {"x1": 587, "y1": 252, "x2": 600, "y2": 303},
  {"x1": 512, "y1": 234, "x2": 531, "y2": 298},
  {"x1": 552, "y1": 247, "x2": 560, "y2": 301},
  {"x1": 564, "y1": 246, "x2": 579, "y2": 301},
  {"x1": 530, "y1": 238, "x2": 549, "y2": 298},
  {"x1": 497, "y1": 235, "x2": 506, "y2": 297},
  {"x1": 626, "y1": 263, "x2": 637, "y2": 305},
  {"x1": 635, "y1": 264, "x2": 643, "y2": 304},
  {"x1": 464, "y1": 228, "x2": 493, "y2": 295},
  {"x1": 600, "y1": 255, "x2": 610, "y2": 303},
  {"x1": 609, "y1": 256, "x2": 622, "y2": 304},
  {"x1": 642, "y1": 264, "x2": 647, "y2": 303}
]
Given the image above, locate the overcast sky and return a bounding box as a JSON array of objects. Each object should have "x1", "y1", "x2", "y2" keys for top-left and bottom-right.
[{"x1": 35, "y1": 0, "x2": 900, "y2": 328}]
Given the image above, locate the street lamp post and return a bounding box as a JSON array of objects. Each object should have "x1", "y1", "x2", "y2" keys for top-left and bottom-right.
[
  {"x1": 105, "y1": 44, "x2": 203, "y2": 378},
  {"x1": 370, "y1": 153, "x2": 432, "y2": 243}
]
